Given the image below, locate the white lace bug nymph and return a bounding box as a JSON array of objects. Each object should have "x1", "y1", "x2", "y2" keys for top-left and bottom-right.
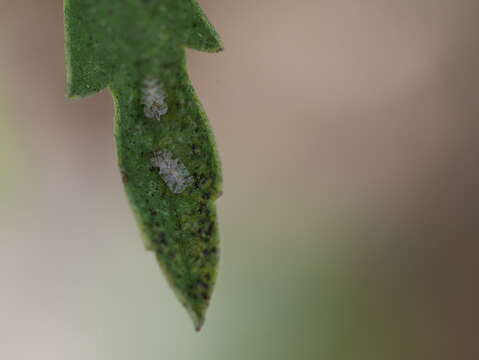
[
  {"x1": 151, "y1": 150, "x2": 193, "y2": 194},
  {"x1": 142, "y1": 78, "x2": 168, "y2": 121}
]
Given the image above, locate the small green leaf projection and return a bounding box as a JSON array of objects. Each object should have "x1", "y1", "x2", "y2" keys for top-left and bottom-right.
[{"x1": 64, "y1": 0, "x2": 223, "y2": 330}]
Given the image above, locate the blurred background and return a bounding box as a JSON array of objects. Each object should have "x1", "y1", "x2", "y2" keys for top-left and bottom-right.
[{"x1": 1, "y1": 0, "x2": 478, "y2": 359}]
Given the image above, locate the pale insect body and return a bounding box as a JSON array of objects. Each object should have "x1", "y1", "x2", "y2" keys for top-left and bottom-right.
[
  {"x1": 142, "y1": 79, "x2": 168, "y2": 121},
  {"x1": 151, "y1": 150, "x2": 193, "y2": 194}
]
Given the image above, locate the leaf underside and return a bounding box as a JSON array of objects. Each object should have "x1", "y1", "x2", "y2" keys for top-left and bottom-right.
[{"x1": 64, "y1": 0, "x2": 223, "y2": 330}]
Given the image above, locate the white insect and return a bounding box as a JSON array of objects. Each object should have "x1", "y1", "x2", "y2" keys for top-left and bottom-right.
[
  {"x1": 142, "y1": 78, "x2": 168, "y2": 121},
  {"x1": 151, "y1": 150, "x2": 193, "y2": 194}
]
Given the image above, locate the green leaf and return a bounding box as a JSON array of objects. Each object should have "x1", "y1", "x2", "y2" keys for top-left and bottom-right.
[{"x1": 64, "y1": 0, "x2": 223, "y2": 330}]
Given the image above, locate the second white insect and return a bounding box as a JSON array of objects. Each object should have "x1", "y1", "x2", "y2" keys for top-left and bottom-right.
[{"x1": 142, "y1": 78, "x2": 168, "y2": 121}]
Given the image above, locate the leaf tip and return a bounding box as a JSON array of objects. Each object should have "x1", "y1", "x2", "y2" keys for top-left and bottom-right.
[
  {"x1": 184, "y1": 297, "x2": 207, "y2": 332},
  {"x1": 194, "y1": 316, "x2": 206, "y2": 332}
]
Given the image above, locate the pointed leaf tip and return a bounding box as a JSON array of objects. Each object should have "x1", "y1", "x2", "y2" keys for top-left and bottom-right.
[
  {"x1": 194, "y1": 314, "x2": 205, "y2": 332},
  {"x1": 184, "y1": 291, "x2": 208, "y2": 331}
]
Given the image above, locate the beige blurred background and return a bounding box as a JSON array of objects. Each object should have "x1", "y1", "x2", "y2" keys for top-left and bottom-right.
[{"x1": 1, "y1": 0, "x2": 478, "y2": 359}]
